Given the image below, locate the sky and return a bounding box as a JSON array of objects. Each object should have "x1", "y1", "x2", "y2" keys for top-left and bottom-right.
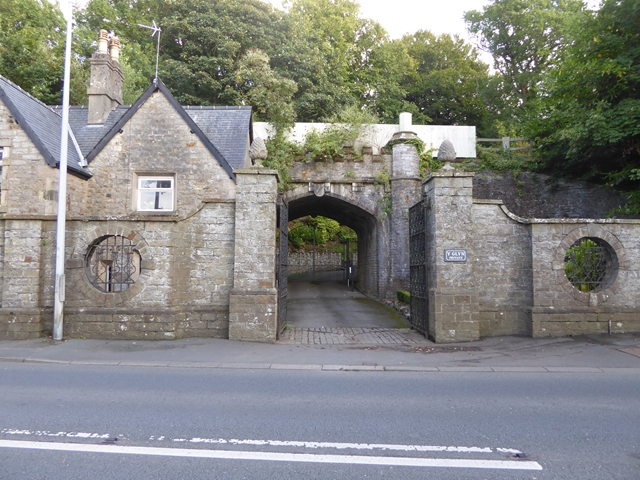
[{"x1": 306, "y1": 0, "x2": 492, "y2": 40}]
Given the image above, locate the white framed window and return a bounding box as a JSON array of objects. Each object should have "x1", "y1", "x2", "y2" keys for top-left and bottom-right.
[{"x1": 137, "y1": 176, "x2": 174, "y2": 211}]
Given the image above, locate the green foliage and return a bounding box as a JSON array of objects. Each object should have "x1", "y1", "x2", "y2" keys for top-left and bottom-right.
[
  {"x1": 373, "y1": 169, "x2": 391, "y2": 218},
  {"x1": 263, "y1": 133, "x2": 303, "y2": 190},
  {"x1": 286, "y1": 0, "x2": 396, "y2": 120},
  {"x1": 3, "y1": 0, "x2": 503, "y2": 139},
  {"x1": 465, "y1": 0, "x2": 584, "y2": 124},
  {"x1": 236, "y1": 49, "x2": 298, "y2": 130},
  {"x1": 264, "y1": 106, "x2": 377, "y2": 189},
  {"x1": 420, "y1": 153, "x2": 443, "y2": 178},
  {"x1": 400, "y1": 30, "x2": 496, "y2": 135},
  {"x1": 523, "y1": 0, "x2": 640, "y2": 213},
  {"x1": 463, "y1": 145, "x2": 536, "y2": 176},
  {"x1": 338, "y1": 226, "x2": 357, "y2": 242},
  {"x1": 564, "y1": 239, "x2": 607, "y2": 292},
  {"x1": 303, "y1": 106, "x2": 378, "y2": 161},
  {"x1": 397, "y1": 290, "x2": 410, "y2": 303},
  {"x1": 288, "y1": 216, "x2": 355, "y2": 250},
  {"x1": 0, "y1": 0, "x2": 67, "y2": 104},
  {"x1": 386, "y1": 137, "x2": 439, "y2": 177}
]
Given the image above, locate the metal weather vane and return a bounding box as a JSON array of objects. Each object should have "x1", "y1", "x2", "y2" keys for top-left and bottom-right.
[{"x1": 138, "y1": 20, "x2": 162, "y2": 82}]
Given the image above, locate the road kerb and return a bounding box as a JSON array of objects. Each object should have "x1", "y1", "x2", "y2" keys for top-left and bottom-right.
[
  {"x1": 118, "y1": 361, "x2": 170, "y2": 367},
  {"x1": 218, "y1": 362, "x2": 272, "y2": 369},
  {"x1": 490, "y1": 367, "x2": 548, "y2": 373},
  {"x1": 384, "y1": 366, "x2": 439, "y2": 372},
  {"x1": 544, "y1": 367, "x2": 604, "y2": 373},
  {"x1": 270, "y1": 364, "x2": 322, "y2": 370}
]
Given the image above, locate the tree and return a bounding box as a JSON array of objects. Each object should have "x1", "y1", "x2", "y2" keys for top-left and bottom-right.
[
  {"x1": 465, "y1": 0, "x2": 584, "y2": 122},
  {"x1": 75, "y1": 0, "x2": 168, "y2": 104},
  {"x1": 0, "y1": 0, "x2": 66, "y2": 104},
  {"x1": 285, "y1": 0, "x2": 402, "y2": 121},
  {"x1": 400, "y1": 31, "x2": 496, "y2": 134},
  {"x1": 525, "y1": 0, "x2": 640, "y2": 207},
  {"x1": 235, "y1": 49, "x2": 297, "y2": 130}
]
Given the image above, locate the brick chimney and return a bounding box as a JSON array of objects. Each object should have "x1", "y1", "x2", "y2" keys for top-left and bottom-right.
[{"x1": 87, "y1": 29, "x2": 124, "y2": 125}]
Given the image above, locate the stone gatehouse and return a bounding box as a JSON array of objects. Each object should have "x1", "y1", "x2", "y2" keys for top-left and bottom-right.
[{"x1": 0, "y1": 32, "x2": 638, "y2": 343}]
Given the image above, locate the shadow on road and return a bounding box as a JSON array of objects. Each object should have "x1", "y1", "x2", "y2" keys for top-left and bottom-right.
[{"x1": 287, "y1": 271, "x2": 409, "y2": 329}]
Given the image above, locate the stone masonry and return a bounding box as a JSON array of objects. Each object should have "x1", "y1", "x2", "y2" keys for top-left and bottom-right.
[
  {"x1": 228, "y1": 168, "x2": 279, "y2": 342},
  {"x1": 424, "y1": 168, "x2": 480, "y2": 342},
  {"x1": 419, "y1": 162, "x2": 640, "y2": 342},
  {"x1": 2, "y1": 42, "x2": 639, "y2": 343}
]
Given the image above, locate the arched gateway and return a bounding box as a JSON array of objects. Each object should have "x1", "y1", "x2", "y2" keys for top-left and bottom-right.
[{"x1": 4, "y1": 34, "x2": 639, "y2": 344}]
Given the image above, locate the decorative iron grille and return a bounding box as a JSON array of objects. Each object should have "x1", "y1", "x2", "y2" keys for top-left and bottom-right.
[
  {"x1": 86, "y1": 235, "x2": 139, "y2": 292},
  {"x1": 409, "y1": 196, "x2": 429, "y2": 337},
  {"x1": 277, "y1": 196, "x2": 289, "y2": 336},
  {"x1": 564, "y1": 238, "x2": 608, "y2": 292}
]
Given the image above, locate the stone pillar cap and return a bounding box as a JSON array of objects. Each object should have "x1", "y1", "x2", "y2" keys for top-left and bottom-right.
[
  {"x1": 390, "y1": 131, "x2": 418, "y2": 141},
  {"x1": 437, "y1": 139, "x2": 457, "y2": 162}
]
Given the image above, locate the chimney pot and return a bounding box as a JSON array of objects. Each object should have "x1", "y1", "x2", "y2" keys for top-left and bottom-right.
[
  {"x1": 97, "y1": 29, "x2": 109, "y2": 55},
  {"x1": 109, "y1": 36, "x2": 121, "y2": 63}
]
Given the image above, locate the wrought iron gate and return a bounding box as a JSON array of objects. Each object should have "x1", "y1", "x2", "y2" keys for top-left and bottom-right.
[
  {"x1": 277, "y1": 196, "x2": 289, "y2": 337},
  {"x1": 409, "y1": 196, "x2": 429, "y2": 337}
]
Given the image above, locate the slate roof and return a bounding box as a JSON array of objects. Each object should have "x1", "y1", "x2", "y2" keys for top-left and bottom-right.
[
  {"x1": 57, "y1": 105, "x2": 129, "y2": 158},
  {"x1": 82, "y1": 79, "x2": 240, "y2": 180},
  {"x1": 185, "y1": 106, "x2": 252, "y2": 171},
  {"x1": 2, "y1": 76, "x2": 251, "y2": 182},
  {"x1": 0, "y1": 75, "x2": 91, "y2": 179}
]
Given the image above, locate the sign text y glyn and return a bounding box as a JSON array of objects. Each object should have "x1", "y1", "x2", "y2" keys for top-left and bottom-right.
[{"x1": 445, "y1": 249, "x2": 467, "y2": 262}]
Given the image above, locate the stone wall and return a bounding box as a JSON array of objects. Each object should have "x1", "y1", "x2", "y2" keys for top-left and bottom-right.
[
  {"x1": 288, "y1": 251, "x2": 357, "y2": 275},
  {"x1": 421, "y1": 166, "x2": 640, "y2": 342},
  {"x1": 530, "y1": 221, "x2": 640, "y2": 337},
  {"x1": 424, "y1": 169, "x2": 479, "y2": 343},
  {"x1": 0, "y1": 88, "x2": 241, "y2": 341},
  {"x1": 472, "y1": 201, "x2": 532, "y2": 337},
  {"x1": 0, "y1": 103, "x2": 88, "y2": 217},
  {"x1": 228, "y1": 168, "x2": 279, "y2": 342},
  {"x1": 473, "y1": 171, "x2": 632, "y2": 219}
]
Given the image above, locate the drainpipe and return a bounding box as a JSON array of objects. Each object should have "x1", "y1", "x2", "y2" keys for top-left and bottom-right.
[{"x1": 53, "y1": 0, "x2": 73, "y2": 341}]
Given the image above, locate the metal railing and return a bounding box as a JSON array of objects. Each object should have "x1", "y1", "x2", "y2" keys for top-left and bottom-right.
[{"x1": 477, "y1": 137, "x2": 533, "y2": 152}]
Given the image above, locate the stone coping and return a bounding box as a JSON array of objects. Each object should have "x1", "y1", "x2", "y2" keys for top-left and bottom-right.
[{"x1": 471, "y1": 198, "x2": 640, "y2": 225}]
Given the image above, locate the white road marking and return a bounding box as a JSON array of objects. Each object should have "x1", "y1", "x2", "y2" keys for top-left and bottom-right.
[
  {"x1": 0, "y1": 440, "x2": 543, "y2": 470},
  {"x1": 1, "y1": 429, "x2": 110, "y2": 439},
  {"x1": 171, "y1": 437, "x2": 495, "y2": 453},
  {"x1": 1, "y1": 428, "x2": 516, "y2": 454}
]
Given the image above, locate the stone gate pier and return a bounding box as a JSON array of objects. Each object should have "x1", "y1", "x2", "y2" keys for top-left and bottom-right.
[{"x1": 411, "y1": 151, "x2": 640, "y2": 343}]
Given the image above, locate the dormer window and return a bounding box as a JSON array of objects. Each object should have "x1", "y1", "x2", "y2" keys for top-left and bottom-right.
[{"x1": 137, "y1": 176, "x2": 174, "y2": 211}]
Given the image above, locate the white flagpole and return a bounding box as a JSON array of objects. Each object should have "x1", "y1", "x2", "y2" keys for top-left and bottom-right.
[{"x1": 53, "y1": 0, "x2": 73, "y2": 341}]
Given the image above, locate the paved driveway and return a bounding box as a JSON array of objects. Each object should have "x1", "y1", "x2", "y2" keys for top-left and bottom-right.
[{"x1": 284, "y1": 272, "x2": 421, "y2": 345}]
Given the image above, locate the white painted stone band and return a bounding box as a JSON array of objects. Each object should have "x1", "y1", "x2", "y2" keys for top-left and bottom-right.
[{"x1": 0, "y1": 440, "x2": 543, "y2": 470}]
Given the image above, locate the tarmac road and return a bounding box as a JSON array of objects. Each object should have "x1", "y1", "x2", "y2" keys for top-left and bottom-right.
[
  {"x1": 1, "y1": 272, "x2": 639, "y2": 478},
  {"x1": 1, "y1": 362, "x2": 639, "y2": 479}
]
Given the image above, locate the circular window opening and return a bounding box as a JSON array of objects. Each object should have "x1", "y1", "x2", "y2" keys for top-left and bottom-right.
[
  {"x1": 85, "y1": 235, "x2": 141, "y2": 293},
  {"x1": 564, "y1": 237, "x2": 617, "y2": 293}
]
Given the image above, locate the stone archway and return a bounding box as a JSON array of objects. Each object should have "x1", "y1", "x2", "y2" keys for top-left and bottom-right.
[{"x1": 286, "y1": 191, "x2": 384, "y2": 299}]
